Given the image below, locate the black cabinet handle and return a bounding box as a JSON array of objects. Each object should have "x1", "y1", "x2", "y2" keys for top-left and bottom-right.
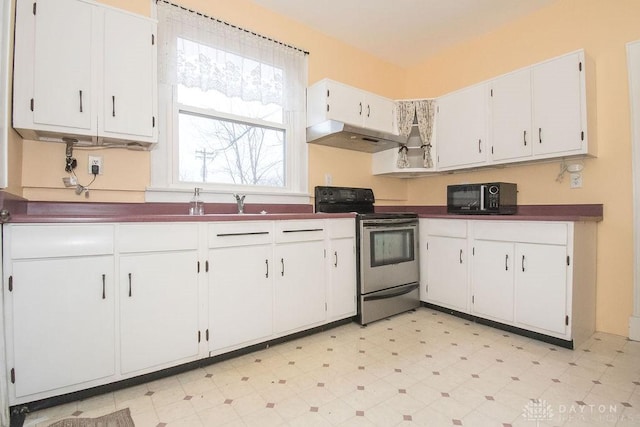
[
  {"x1": 334, "y1": 251, "x2": 338, "y2": 267},
  {"x1": 522, "y1": 255, "x2": 526, "y2": 272},
  {"x1": 505, "y1": 254, "x2": 509, "y2": 271},
  {"x1": 128, "y1": 273, "x2": 132, "y2": 297},
  {"x1": 523, "y1": 130, "x2": 527, "y2": 146},
  {"x1": 538, "y1": 128, "x2": 542, "y2": 144},
  {"x1": 112, "y1": 96, "x2": 116, "y2": 117},
  {"x1": 79, "y1": 90, "x2": 83, "y2": 113},
  {"x1": 367, "y1": 104, "x2": 371, "y2": 117},
  {"x1": 265, "y1": 259, "x2": 269, "y2": 278},
  {"x1": 359, "y1": 102, "x2": 363, "y2": 115},
  {"x1": 478, "y1": 139, "x2": 482, "y2": 153},
  {"x1": 281, "y1": 258, "x2": 285, "y2": 276},
  {"x1": 102, "y1": 274, "x2": 106, "y2": 299},
  {"x1": 459, "y1": 249, "x2": 463, "y2": 264}
]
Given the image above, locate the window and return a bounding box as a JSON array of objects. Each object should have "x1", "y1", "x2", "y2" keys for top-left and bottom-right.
[{"x1": 149, "y1": 2, "x2": 308, "y2": 203}]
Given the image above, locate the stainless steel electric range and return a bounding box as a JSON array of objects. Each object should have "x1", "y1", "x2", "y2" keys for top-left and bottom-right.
[{"x1": 315, "y1": 186, "x2": 420, "y2": 325}]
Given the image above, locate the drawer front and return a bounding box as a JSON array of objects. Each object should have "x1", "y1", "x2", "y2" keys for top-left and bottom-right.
[
  {"x1": 119, "y1": 223, "x2": 199, "y2": 253},
  {"x1": 327, "y1": 218, "x2": 355, "y2": 239},
  {"x1": 425, "y1": 219, "x2": 467, "y2": 238},
  {"x1": 275, "y1": 220, "x2": 325, "y2": 243},
  {"x1": 208, "y1": 221, "x2": 274, "y2": 248},
  {"x1": 472, "y1": 221, "x2": 568, "y2": 245},
  {"x1": 8, "y1": 224, "x2": 115, "y2": 259}
]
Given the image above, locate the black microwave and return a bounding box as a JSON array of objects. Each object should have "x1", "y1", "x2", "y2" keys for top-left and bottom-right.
[{"x1": 447, "y1": 182, "x2": 517, "y2": 215}]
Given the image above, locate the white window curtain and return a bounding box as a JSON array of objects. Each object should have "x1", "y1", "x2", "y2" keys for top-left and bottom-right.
[
  {"x1": 394, "y1": 99, "x2": 435, "y2": 169},
  {"x1": 157, "y1": 2, "x2": 307, "y2": 114},
  {"x1": 149, "y1": 1, "x2": 309, "y2": 202},
  {"x1": 416, "y1": 100, "x2": 435, "y2": 168},
  {"x1": 396, "y1": 101, "x2": 415, "y2": 168}
]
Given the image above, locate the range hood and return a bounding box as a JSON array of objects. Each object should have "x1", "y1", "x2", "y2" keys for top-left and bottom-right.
[{"x1": 306, "y1": 120, "x2": 408, "y2": 153}]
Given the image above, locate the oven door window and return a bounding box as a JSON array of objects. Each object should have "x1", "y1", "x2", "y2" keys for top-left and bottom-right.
[{"x1": 369, "y1": 228, "x2": 415, "y2": 267}]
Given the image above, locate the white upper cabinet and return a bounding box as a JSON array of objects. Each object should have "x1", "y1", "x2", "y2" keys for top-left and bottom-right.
[
  {"x1": 307, "y1": 79, "x2": 397, "y2": 134},
  {"x1": 436, "y1": 83, "x2": 489, "y2": 170},
  {"x1": 532, "y1": 51, "x2": 586, "y2": 157},
  {"x1": 101, "y1": 8, "x2": 156, "y2": 141},
  {"x1": 490, "y1": 68, "x2": 533, "y2": 162},
  {"x1": 32, "y1": 0, "x2": 94, "y2": 133},
  {"x1": 13, "y1": 0, "x2": 157, "y2": 146}
]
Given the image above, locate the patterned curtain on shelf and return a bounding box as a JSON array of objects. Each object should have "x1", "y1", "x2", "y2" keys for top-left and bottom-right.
[
  {"x1": 396, "y1": 101, "x2": 415, "y2": 168},
  {"x1": 415, "y1": 99, "x2": 435, "y2": 168}
]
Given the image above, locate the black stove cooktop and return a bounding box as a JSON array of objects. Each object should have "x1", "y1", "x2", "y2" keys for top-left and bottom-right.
[{"x1": 314, "y1": 186, "x2": 417, "y2": 219}]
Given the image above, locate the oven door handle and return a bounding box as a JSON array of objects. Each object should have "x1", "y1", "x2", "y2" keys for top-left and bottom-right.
[
  {"x1": 362, "y1": 220, "x2": 418, "y2": 228},
  {"x1": 362, "y1": 283, "x2": 419, "y2": 302}
]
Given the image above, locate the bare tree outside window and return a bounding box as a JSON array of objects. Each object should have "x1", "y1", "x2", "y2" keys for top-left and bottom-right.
[
  {"x1": 179, "y1": 112, "x2": 284, "y2": 186},
  {"x1": 175, "y1": 37, "x2": 287, "y2": 188}
]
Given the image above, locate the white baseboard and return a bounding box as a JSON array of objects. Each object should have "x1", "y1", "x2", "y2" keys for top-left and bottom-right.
[{"x1": 630, "y1": 315, "x2": 640, "y2": 341}]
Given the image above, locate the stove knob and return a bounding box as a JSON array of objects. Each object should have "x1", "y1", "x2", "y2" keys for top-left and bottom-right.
[{"x1": 488, "y1": 185, "x2": 499, "y2": 195}]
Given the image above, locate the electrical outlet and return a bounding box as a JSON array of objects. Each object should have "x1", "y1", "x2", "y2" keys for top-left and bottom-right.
[
  {"x1": 570, "y1": 172, "x2": 582, "y2": 189},
  {"x1": 324, "y1": 173, "x2": 332, "y2": 185},
  {"x1": 88, "y1": 155, "x2": 103, "y2": 175}
]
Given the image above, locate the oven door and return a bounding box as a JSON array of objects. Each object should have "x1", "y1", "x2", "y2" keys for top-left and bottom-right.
[{"x1": 360, "y1": 218, "x2": 419, "y2": 294}]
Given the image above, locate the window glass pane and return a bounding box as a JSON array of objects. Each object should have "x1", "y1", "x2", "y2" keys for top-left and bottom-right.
[
  {"x1": 176, "y1": 37, "x2": 284, "y2": 124},
  {"x1": 178, "y1": 112, "x2": 285, "y2": 187}
]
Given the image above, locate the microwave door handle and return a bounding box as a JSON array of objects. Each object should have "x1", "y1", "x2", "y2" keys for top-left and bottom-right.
[{"x1": 480, "y1": 185, "x2": 487, "y2": 211}]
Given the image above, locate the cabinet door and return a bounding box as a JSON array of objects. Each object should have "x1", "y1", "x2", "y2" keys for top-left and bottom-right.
[
  {"x1": 208, "y1": 245, "x2": 273, "y2": 351},
  {"x1": 120, "y1": 251, "x2": 199, "y2": 374},
  {"x1": 436, "y1": 84, "x2": 488, "y2": 169},
  {"x1": 424, "y1": 236, "x2": 468, "y2": 312},
  {"x1": 274, "y1": 240, "x2": 326, "y2": 333},
  {"x1": 326, "y1": 81, "x2": 365, "y2": 127},
  {"x1": 514, "y1": 243, "x2": 568, "y2": 335},
  {"x1": 102, "y1": 8, "x2": 155, "y2": 139},
  {"x1": 532, "y1": 52, "x2": 584, "y2": 156},
  {"x1": 491, "y1": 68, "x2": 533, "y2": 162},
  {"x1": 363, "y1": 92, "x2": 396, "y2": 134},
  {"x1": 327, "y1": 237, "x2": 356, "y2": 320},
  {"x1": 10, "y1": 256, "x2": 114, "y2": 398},
  {"x1": 471, "y1": 240, "x2": 514, "y2": 322},
  {"x1": 33, "y1": 0, "x2": 93, "y2": 130}
]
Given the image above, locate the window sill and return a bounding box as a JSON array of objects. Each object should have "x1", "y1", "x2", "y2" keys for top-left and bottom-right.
[{"x1": 145, "y1": 186, "x2": 311, "y2": 205}]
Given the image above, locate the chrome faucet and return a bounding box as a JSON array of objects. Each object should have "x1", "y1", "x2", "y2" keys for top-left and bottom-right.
[{"x1": 233, "y1": 194, "x2": 246, "y2": 214}]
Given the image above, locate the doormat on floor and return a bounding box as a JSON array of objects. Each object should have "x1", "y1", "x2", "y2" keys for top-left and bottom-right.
[{"x1": 47, "y1": 408, "x2": 134, "y2": 427}]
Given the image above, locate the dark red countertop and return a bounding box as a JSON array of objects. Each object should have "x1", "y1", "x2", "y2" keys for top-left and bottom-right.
[
  {"x1": 0, "y1": 192, "x2": 602, "y2": 223},
  {"x1": 377, "y1": 204, "x2": 603, "y2": 222}
]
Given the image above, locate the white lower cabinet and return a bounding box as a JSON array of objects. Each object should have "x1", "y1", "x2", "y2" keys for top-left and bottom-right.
[
  {"x1": 3, "y1": 224, "x2": 116, "y2": 404},
  {"x1": 326, "y1": 219, "x2": 357, "y2": 321},
  {"x1": 514, "y1": 243, "x2": 569, "y2": 335},
  {"x1": 118, "y1": 224, "x2": 201, "y2": 375},
  {"x1": 471, "y1": 240, "x2": 515, "y2": 323},
  {"x1": 207, "y1": 221, "x2": 274, "y2": 353},
  {"x1": 421, "y1": 218, "x2": 596, "y2": 347},
  {"x1": 273, "y1": 221, "x2": 327, "y2": 334},
  {"x1": 420, "y1": 219, "x2": 469, "y2": 312},
  {"x1": 3, "y1": 219, "x2": 356, "y2": 405}
]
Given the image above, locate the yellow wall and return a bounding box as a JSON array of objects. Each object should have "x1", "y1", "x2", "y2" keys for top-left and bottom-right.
[
  {"x1": 10, "y1": 0, "x2": 640, "y2": 336},
  {"x1": 19, "y1": 0, "x2": 407, "y2": 203},
  {"x1": 404, "y1": 0, "x2": 640, "y2": 336}
]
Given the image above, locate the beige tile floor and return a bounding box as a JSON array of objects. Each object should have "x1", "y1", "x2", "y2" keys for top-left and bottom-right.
[{"x1": 23, "y1": 308, "x2": 640, "y2": 426}]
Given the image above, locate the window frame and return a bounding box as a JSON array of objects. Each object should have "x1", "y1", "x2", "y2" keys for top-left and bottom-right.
[{"x1": 147, "y1": 4, "x2": 309, "y2": 205}]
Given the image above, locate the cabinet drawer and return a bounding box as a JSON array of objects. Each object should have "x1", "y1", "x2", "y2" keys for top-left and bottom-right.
[
  {"x1": 472, "y1": 221, "x2": 568, "y2": 245},
  {"x1": 425, "y1": 219, "x2": 467, "y2": 238},
  {"x1": 208, "y1": 221, "x2": 274, "y2": 248},
  {"x1": 119, "y1": 223, "x2": 199, "y2": 253},
  {"x1": 327, "y1": 218, "x2": 355, "y2": 239},
  {"x1": 275, "y1": 220, "x2": 325, "y2": 243},
  {"x1": 8, "y1": 224, "x2": 114, "y2": 259}
]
